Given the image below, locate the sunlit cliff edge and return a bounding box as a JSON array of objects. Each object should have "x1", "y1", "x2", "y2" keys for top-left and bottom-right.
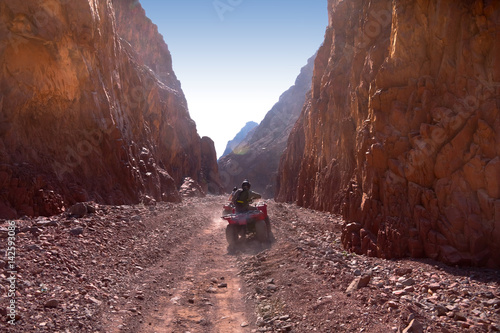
[
  {"x1": 277, "y1": 0, "x2": 500, "y2": 268},
  {"x1": 0, "y1": 0, "x2": 222, "y2": 218}
]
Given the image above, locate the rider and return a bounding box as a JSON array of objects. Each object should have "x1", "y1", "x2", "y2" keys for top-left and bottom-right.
[
  {"x1": 228, "y1": 186, "x2": 238, "y2": 202},
  {"x1": 232, "y1": 179, "x2": 262, "y2": 213}
]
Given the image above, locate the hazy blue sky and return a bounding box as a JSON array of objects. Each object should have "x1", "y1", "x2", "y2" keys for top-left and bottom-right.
[{"x1": 139, "y1": 0, "x2": 328, "y2": 157}]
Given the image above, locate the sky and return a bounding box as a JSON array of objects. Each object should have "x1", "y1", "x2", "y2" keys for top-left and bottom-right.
[{"x1": 139, "y1": 0, "x2": 328, "y2": 157}]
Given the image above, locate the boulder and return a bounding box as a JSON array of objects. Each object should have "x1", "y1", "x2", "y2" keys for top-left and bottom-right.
[
  {"x1": 68, "y1": 203, "x2": 88, "y2": 218},
  {"x1": 179, "y1": 177, "x2": 205, "y2": 198}
]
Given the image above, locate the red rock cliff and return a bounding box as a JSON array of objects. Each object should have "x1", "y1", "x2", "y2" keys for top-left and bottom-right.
[
  {"x1": 276, "y1": 0, "x2": 500, "y2": 268},
  {"x1": 0, "y1": 0, "x2": 220, "y2": 218}
]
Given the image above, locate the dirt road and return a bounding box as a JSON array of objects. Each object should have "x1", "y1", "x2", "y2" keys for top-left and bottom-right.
[
  {"x1": 101, "y1": 196, "x2": 257, "y2": 333},
  {"x1": 136, "y1": 206, "x2": 253, "y2": 332},
  {"x1": 1, "y1": 195, "x2": 499, "y2": 332}
]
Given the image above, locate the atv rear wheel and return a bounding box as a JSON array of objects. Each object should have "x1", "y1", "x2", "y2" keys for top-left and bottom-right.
[
  {"x1": 255, "y1": 220, "x2": 268, "y2": 243},
  {"x1": 226, "y1": 224, "x2": 239, "y2": 246}
]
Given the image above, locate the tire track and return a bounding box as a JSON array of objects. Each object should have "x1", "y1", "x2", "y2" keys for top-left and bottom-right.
[{"x1": 138, "y1": 199, "x2": 252, "y2": 333}]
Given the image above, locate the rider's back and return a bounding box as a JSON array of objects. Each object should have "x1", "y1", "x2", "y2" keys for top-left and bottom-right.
[{"x1": 233, "y1": 189, "x2": 250, "y2": 213}]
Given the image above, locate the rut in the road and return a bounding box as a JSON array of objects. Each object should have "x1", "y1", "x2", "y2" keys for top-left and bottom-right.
[{"x1": 140, "y1": 213, "x2": 251, "y2": 332}]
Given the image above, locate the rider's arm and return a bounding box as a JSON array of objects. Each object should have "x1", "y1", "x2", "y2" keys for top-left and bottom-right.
[{"x1": 250, "y1": 191, "x2": 262, "y2": 200}]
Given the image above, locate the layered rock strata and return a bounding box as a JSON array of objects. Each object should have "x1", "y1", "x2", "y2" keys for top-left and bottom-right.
[
  {"x1": 0, "y1": 0, "x2": 221, "y2": 218},
  {"x1": 276, "y1": 0, "x2": 500, "y2": 267},
  {"x1": 218, "y1": 55, "x2": 315, "y2": 197}
]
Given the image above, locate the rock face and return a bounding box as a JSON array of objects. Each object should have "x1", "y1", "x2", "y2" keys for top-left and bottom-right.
[
  {"x1": 200, "y1": 136, "x2": 224, "y2": 194},
  {"x1": 218, "y1": 55, "x2": 316, "y2": 197},
  {"x1": 220, "y1": 121, "x2": 258, "y2": 158},
  {"x1": 276, "y1": 0, "x2": 500, "y2": 268},
  {"x1": 0, "y1": 0, "x2": 221, "y2": 218}
]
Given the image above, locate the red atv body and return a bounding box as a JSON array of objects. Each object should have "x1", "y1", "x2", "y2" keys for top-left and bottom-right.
[{"x1": 222, "y1": 201, "x2": 271, "y2": 248}]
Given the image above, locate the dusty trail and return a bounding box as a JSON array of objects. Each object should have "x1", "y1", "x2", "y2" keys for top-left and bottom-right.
[
  {"x1": 140, "y1": 212, "x2": 250, "y2": 332},
  {"x1": 4, "y1": 195, "x2": 498, "y2": 333},
  {"x1": 102, "y1": 196, "x2": 255, "y2": 333}
]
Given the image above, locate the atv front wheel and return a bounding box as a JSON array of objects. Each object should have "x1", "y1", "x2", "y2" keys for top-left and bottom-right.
[{"x1": 226, "y1": 224, "x2": 239, "y2": 246}]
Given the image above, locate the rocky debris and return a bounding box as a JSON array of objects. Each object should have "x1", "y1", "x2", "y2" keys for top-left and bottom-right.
[
  {"x1": 236, "y1": 201, "x2": 500, "y2": 333},
  {"x1": 69, "y1": 226, "x2": 84, "y2": 236},
  {"x1": 403, "y1": 319, "x2": 424, "y2": 333},
  {"x1": 0, "y1": 228, "x2": 9, "y2": 239},
  {"x1": 276, "y1": 0, "x2": 500, "y2": 268},
  {"x1": 1, "y1": 196, "x2": 498, "y2": 332},
  {"x1": 346, "y1": 274, "x2": 372, "y2": 294},
  {"x1": 67, "y1": 203, "x2": 89, "y2": 218},
  {"x1": 43, "y1": 299, "x2": 59, "y2": 309},
  {"x1": 179, "y1": 177, "x2": 206, "y2": 198},
  {"x1": 0, "y1": 197, "x2": 218, "y2": 332},
  {"x1": 0, "y1": 0, "x2": 219, "y2": 218},
  {"x1": 218, "y1": 54, "x2": 316, "y2": 198}
]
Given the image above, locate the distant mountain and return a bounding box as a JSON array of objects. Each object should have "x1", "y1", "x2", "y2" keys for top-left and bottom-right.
[
  {"x1": 220, "y1": 121, "x2": 258, "y2": 158},
  {"x1": 218, "y1": 54, "x2": 316, "y2": 197}
]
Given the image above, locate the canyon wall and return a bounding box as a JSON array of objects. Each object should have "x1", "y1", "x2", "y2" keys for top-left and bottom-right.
[
  {"x1": 276, "y1": 0, "x2": 500, "y2": 267},
  {"x1": 0, "y1": 0, "x2": 221, "y2": 218},
  {"x1": 218, "y1": 55, "x2": 315, "y2": 197}
]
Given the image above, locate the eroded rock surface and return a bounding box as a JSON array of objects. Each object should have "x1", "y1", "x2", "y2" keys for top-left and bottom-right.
[
  {"x1": 0, "y1": 0, "x2": 220, "y2": 218},
  {"x1": 276, "y1": 0, "x2": 500, "y2": 267}
]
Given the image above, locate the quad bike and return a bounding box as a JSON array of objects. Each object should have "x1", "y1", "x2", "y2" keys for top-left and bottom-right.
[{"x1": 222, "y1": 200, "x2": 273, "y2": 249}]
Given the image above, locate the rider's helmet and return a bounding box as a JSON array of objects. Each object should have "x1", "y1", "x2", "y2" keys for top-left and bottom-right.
[{"x1": 241, "y1": 179, "x2": 251, "y2": 189}]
